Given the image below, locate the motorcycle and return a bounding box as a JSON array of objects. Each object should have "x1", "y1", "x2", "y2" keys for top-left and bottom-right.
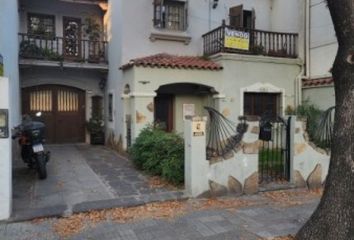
[{"x1": 12, "y1": 112, "x2": 50, "y2": 180}]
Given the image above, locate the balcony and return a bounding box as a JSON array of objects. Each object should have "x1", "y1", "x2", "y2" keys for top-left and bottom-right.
[
  {"x1": 19, "y1": 33, "x2": 108, "y2": 69},
  {"x1": 203, "y1": 25, "x2": 298, "y2": 59}
]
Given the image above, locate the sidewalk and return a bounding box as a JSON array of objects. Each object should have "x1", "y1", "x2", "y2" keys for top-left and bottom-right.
[{"x1": 0, "y1": 189, "x2": 321, "y2": 240}]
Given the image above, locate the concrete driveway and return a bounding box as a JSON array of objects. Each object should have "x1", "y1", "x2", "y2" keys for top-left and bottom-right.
[{"x1": 11, "y1": 144, "x2": 184, "y2": 221}]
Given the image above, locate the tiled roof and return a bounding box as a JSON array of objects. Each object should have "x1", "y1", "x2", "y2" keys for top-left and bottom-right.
[
  {"x1": 120, "y1": 53, "x2": 223, "y2": 71},
  {"x1": 303, "y1": 77, "x2": 334, "y2": 87}
]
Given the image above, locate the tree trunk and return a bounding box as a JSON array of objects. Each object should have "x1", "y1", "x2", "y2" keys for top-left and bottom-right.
[{"x1": 296, "y1": 1, "x2": 354, "y2": 239}]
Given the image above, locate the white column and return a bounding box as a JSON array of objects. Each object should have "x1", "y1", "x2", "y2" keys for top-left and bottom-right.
[
  {"x1": 184, "y1": 116, "x2": 209, "y2": 197},
  {"x1": 0, "y1": 77, "x2": 12, "y2": 220},
  {"x1": 0, "y1": 0, "x2": 20, "y2": 126}
]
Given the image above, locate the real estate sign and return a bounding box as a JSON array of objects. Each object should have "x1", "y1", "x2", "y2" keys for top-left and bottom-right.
[{"x1": 224, "y1": 28, "x2": 250, "y2": 51}]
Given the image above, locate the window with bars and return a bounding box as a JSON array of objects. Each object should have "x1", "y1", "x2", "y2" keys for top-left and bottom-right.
[
  {"x1": 154, "y1": 0, "x2": 188, "y2": 31},
  {"x1": 244, "y1": 92, "x2": 280, "y2": 119},
  {"x1": 28, "y1": 13, "x2": 55, "y2": 37}
]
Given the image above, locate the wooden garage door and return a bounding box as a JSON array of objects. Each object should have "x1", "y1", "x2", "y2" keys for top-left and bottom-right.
[{"x1": 22, "y1": 85, "x2": 85, "y2": 144}]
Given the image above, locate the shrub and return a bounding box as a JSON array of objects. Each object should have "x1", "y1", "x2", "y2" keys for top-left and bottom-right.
[
  {"x1": 129, "y1": 125, "x2": 184, "y2": 184},
  {"x1": 296, "y1": 101, "x2": 330, "y2": 148}
]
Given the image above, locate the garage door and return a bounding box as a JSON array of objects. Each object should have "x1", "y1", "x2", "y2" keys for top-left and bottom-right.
[{"x1": 22, "y1": 85, "x2": 85, "y2": 144}]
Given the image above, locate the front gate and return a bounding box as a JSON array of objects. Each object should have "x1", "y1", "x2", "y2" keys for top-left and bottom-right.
[{"x1": 258, "y1": 115, "x2": 290, "y2": 183}]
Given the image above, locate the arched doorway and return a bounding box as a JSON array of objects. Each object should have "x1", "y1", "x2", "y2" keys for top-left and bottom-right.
[
  {"x1": 155, "y1": 83, "x2": 217, "y2": 132},
  {"x1": 22, "y1": 85, "x2": 86, "y2": 143}
]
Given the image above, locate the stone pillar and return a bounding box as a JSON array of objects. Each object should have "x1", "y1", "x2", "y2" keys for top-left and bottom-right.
[
  {"x1": 0, "y1": 77, "x2": 12, "y2": 220},
  {"x1": 130, "y1": 92, "x2": 156, "y2": 141},
  {"x1": 184, "y1": 116, "x2": 209, "y2": 197},
  {"x1": 288, "y1": 115, "x2": 296, "y2": 184}
]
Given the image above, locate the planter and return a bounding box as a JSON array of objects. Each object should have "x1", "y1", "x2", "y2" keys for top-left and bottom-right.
[{"x1": 90, "y1": 132, "x2": 105, "y2": 145}]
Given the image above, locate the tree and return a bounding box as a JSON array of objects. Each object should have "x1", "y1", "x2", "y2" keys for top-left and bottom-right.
[{"x1": 296, "y1": 1, "x2": 354, "y2": 239}]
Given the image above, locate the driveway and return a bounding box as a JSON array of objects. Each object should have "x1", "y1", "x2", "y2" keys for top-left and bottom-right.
[{"x1": 11, "y1": 144, "x2": 184, "y2": 221}]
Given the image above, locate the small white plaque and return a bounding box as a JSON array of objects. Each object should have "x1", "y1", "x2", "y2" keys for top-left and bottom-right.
[{"x1": 183, "y1": 104, "x2": 195, "y2": 119}]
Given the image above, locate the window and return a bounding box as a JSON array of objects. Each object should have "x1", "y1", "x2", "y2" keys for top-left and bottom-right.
[
  {"x1": 229, "y1": 5, "x2": 255, "y2": 29},
  {"x1": 108, "y1": 93, "x2": 113, "y2": 121},
  {"x1": 244, "y1": 93, "x2": 280, "y2": 119},
  {"x1": 154, "y1": 0, "x2": 188, "y2": 31},
  {"x1": 28, "y1": 13, "x2": 55, "y2": 37}
]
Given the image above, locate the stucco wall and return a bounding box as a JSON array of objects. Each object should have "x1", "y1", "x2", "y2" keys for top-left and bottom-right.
[
  {"x1": 0, "y1": 0, "x2": 20, "y2": 126},
  {"x1": 302, "y1": 86, "x2": 335, "y2": 110},
  {"x1": 213, "y1": 54, "x2": 302, "y2": 123},
  {"x1": 309, "y1": 0, "x2": 337, "y2": 77},
  {"x1": 118, "y1": 0, "x2": 301, "y2": 63},
  {"x1": 174, "y1": 95, "x2": 211, "y2": 133}
]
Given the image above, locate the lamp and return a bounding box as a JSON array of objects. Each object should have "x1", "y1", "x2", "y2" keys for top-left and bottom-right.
[
  {"x1": 212, "y1": 0, "x2": 219, "y2": 9},
  {"x1": 99, "y1": 77, "x2": 106, "y2": 90}
]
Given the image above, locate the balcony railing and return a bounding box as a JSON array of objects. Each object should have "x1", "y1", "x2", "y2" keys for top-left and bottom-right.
[
  {"x1": 19, "y1": 33, "x2": 108, "y2": 64},
  {"x1": 203, "y1": 25, "x2": 298, "y2": 58}
]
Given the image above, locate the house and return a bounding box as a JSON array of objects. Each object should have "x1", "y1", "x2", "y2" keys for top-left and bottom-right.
[
  {"x1": 105, "y1": 0, "x2": 304, "y2": 150},
  {"x1": 302, "y1": 0, "x2": 336, "y2": 110},
  {"x1": 0, "y1": 0, "x2": 306, "y2": 147}
]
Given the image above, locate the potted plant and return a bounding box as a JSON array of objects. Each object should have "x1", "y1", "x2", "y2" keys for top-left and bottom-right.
[
  {"x1": 83, "y1": 17, "x2": 103, "y2": 63},
  {"x1": 86, "y1": 114, "x2": 105, "y2": 145}
]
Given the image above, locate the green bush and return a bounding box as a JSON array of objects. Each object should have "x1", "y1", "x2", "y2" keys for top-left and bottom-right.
[{"x1": 129, "y1": 125, "x2": 184, "y2": 184}]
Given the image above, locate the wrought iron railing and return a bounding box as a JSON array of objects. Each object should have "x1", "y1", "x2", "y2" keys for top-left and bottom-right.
[
  {"x1": 202, "y1": 24, "x2": 298, "y2": 58},
  {"x1": 18, "y1": 33, "x2": 108, "y2": 64}
]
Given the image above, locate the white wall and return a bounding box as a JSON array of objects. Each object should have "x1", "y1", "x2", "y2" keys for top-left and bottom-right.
[
  {"x1": 303, "y1": 86, "x2": 335, "y2": 110},
  {"x1": 0, "y1": 77, "x2": 12, "y2": 220},
  {"x1": 309, "y1": 0, "x2": 337, "y2": 77},
  {"x1": 119, "y1": 0, "x2": 302, "y2": 63},
  {"x1": 213, "y1": 54, "x2": 302, "y2": 122},
  {"x1": 0, "y1": 0, "x2": 20, "y2": 126},
  {"x1": 105, "y1": 0, "x2": 125, "y2": 142}
]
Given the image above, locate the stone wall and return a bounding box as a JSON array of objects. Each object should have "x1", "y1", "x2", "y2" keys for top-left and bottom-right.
[
  {"x1": 293, "y1": 121, "x2": 330, "y2": 189},
  {"x1": 204, "y1": 122, "x2": 260, "y2": 197},
  {"x1": 185, "y1": 118, "x2": 329, "y2": 198}
]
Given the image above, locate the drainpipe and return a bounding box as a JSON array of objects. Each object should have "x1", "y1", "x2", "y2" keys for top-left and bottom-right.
[
  {"x1": 296, "y1": 0, "x2": 310, "y2": 108},
  {"x1": 305, "y1": 0, "x2": 310, "y2": 78}
]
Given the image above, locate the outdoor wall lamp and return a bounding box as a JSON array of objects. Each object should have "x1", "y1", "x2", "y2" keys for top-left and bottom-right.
[
  {"x1": 212, "y1": 0, "x2": 219, "y2": 9},
  {"x1": 99, "y1": 77, "x2": 106, "y2": 90}
]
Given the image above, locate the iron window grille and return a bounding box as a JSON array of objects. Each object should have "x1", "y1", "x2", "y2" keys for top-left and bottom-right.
[
  {"x1": 28, "y1": 13, "x2": 55, "y2": 38},
  {"x1": 108, "y1": 93, "x2": 113, "y2": 122},
  {"x1": 153, "y1": 0, "x2": 188, "y2": 31}
]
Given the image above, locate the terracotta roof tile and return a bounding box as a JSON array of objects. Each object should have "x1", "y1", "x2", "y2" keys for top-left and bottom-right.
[
  {"x1": 303, "y1": 77, "x2": 334, "y2": 87},
  {"x1": 120, "y1": 53, "x2": 223, "y2": 71}
]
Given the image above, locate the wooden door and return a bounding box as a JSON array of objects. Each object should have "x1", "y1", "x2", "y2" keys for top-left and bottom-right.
[
  {"x1": 229, "y1": 5, "x2": 243, "y2": 28},
  {"x1": 22, "y1": 85, "x2": 86, "y2": 143},
  {"x1": 63, "y1": 17, "x2": 82, "y2": 59},
  {"x1": 154, "y1": 95, "x2": 174, "y2": 132}
]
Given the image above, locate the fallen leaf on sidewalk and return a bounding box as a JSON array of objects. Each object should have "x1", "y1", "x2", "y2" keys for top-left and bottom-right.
[
  {"x1": 110, "y1": 200, "x2": 186, "y2": 222},
  {"x1": 52, "y1": 213, "x2": 86, "y2": 238},
  {"x1": 262, "y1": 188, "x2": 322, "y2": 206},
  {"x1": 266, "y1": 235, "x2": 296, "y2": 240}
]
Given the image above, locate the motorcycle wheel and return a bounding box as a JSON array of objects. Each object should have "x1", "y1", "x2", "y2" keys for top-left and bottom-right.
[{"x1": 36, "y1": 152, "x2": 47, "y2": 180}]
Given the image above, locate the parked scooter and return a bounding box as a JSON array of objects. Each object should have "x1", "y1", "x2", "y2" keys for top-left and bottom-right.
[{"x1": 12, "y1": 112, "x2": 50, "y2": 180}]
